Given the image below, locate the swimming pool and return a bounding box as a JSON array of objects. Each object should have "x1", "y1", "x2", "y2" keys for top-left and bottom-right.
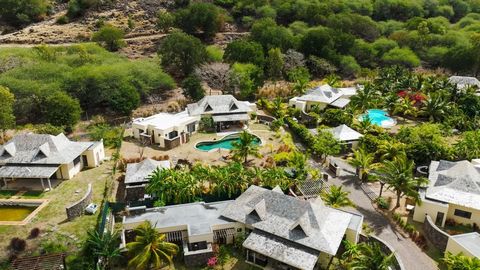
[
  {"x1": 359, "y1": 109, "x2": 396, "y2": 128},
  {"x1": 195, "y1": 133, "x2": 261, "y2": 151}
]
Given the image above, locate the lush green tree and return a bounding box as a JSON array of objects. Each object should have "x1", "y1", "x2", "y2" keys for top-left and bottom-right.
[
  {"x1": 288, "y1": 67, "x2": 310, "y2": 94},
  {"x1": 373, "y1": 0, "x2": 424, "y2": 21},
  {"x1": 0, "y1": 0, "x2": 49, "y2": 26},
  {"x1": 231, "y1": 131, "x2": 261, "y2": 164},
  {"x1": 455, "y1": 130, "x2": 480, "y2": 160},
  {"x1": 382, "y1": 47, "x2": 420, "y2": 68},
  {"x1": 376, "y1": 140, "x2": 406, "y2": 161},
  {"x1": 224, "y1": 40, "x2": 265, "y2": 66},
  {"x1": 320, "y1": 108, "x2": 353, "y2": 126},
  {"x1": 156, "y1": 11, "x2": 175, "y2": 32},
  {"x1": 227, "y1": 62, "x2": 263, "y2": 99},
  {"x1": 443, "y1": 252, "x2": 480, "y2": 270},
  {"x1": 339, "y1": 55, "x2": 361, "y2": 77},
  {"x1": 320, "y1": 185, "x2": 354, "y2": 208},
  {"x1": 312, "y1": 130, "x2": 341, "y2": 161},
  {"x1": 397, "y1": 123, "x2": 451, "y2": 164},
  {"x1": 348, "y1": 241, "x2": 395, "y2": 270},
  {"x1": 182, "y1": 75, "x2": 204, "y2": 101},
  {"x1": 84, "y1": 229, "x2": 121, "y2": 270},
  {"x1": 158, "y1": 31, "x2": 207, "y2": 76},
  {"x1": 0, "y1": 86, "x2": 15, "y2": 141},
  {"x1": 300, "y1": 28, "x2": 335, "y2": 60},
  {"x1": 349, "y1": 84, "x2": 382, "y2": 111},
  {"x1": 376, "y1": 154, "x2": 426, "y2": 208},
  {"x1": 42, "y1": 91, "x2": 81, "y2": 131},
  {"x1": 126, "y1": 221, "x2": 179, "y2": 270},
  {"x1": 250, "y1": 18, "x2": 296, "y2": 52},
  {"x1": 266, "y1": 48, "x2": 284, "y2": 80},
  {"x1": 348, "y1": 147, "x2": 377, "y2": 181},
  {"x1": 174, "y1": 2, "x2": 224, "y2": 39},
  {"x1": 92, "y1": 25, "x2": 126, "y2": 52}
]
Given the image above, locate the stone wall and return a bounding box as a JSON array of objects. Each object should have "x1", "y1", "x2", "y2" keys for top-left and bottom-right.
[
  {"x1": 125, "y1": 185, "x2": 146, "y2": 202},
  {"x1": 184, "y1": 251, "x2": 214, "y2": 267},
  {"x1": 359, "y1": 234, "x2": 405, "y2": 270},
  {"x1": 66, "y1": 184, "x2": 92, "y2": 221},
  {"x1": 423, "y1": 215, "x2": 449, "y2": 252}
]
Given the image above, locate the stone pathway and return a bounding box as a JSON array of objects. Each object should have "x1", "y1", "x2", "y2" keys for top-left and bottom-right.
[{"x1": 320, "y1": 157, "x2": 438, "y2": 270}]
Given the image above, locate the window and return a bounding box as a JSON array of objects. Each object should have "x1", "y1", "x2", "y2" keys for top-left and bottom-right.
[
  {"x1": 168, "y1": 131, "x2": 178, "y2": 139},
  {"x1": 73, "y1": 156, "x2": 81, "y2": 166},
  {"x1": 454, "y1": 209, "x2": 472, "y2": 219}
]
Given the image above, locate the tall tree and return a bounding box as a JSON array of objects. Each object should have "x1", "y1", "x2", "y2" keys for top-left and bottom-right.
[
  {"x1": 126, "y1": 221, "x2": 179, "y2": 270},
  {"x1": 375, "y1": 155, "x2": 426, "y2": 208},
  {"x1": 0, "y1": 86, "x2": 15, "y2": 142},
  {"x1": 348, "y1": 147, "x2": 377, "y2": 181},
  {"x1": 320, "y1": 185, "x2": 354, "y2": 208},
  {"x1": 266, "y1": 48, "x2": 284, "y2": 80},
  {"x1": 158, "y1": 31, "x2": 207, "y2": 76},
  {"x1": 84, "y1": 229, "x2": 122, "y2": 270},
  {"x1": 231, "y1": 131, "x2": 261, "y2": 164}
]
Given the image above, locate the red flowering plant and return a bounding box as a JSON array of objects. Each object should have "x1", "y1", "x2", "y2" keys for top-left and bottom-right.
[{"x1": 207, "y1": 256, "x2": 218, "y2": 268}]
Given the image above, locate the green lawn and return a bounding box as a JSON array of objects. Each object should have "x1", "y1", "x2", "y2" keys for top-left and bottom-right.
[
  {"x1": 172, "y1": 246, "x2": 256, "y2": 270},
  {"x1": 0, "y1": 160, "x2": 114, "y2": 261}
]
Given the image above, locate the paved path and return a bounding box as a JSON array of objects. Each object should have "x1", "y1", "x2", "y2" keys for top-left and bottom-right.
[{"x1": 319, "y1": 157, "x2": 438, "y2": 270}]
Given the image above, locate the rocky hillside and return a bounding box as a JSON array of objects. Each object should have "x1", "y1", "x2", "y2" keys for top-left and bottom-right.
[{"x1": 0, "y1": 0, "x2": 243, "y2": 58}]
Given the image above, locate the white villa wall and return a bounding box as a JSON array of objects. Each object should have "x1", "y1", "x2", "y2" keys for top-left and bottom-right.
[
  {"x1": 346, "y1": 227, "x2": 360, "y2": 244},
  {"x1": 413, "y1": 199, "x2": 449, "y2": 227},
  {"x1": 132, "y1": 120, "x2": 199, "y2": 148},
  {"x1": 446, "y1": 203, "x2": 480, "y2": 226},
  {"x1": 58, "y1": 159, "x2": 83, "y2": 180},
  {"x1": 83, "y1": 142, "x2": 105, "y2": 167},
  {"x1": 288, "y1": 98, "x2": 306, "y2": 111}
]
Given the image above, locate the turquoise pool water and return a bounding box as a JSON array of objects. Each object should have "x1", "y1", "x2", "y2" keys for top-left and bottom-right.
[
  {"x1": 196, "y1": 133, "x2": 261, "y2": 151},
  {"x1": 360, "y1": 109, "x2": 396, "y2": 128}
]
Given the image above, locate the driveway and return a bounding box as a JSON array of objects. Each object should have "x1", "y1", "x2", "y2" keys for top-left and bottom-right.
[{"x1": 318, "y1": 157, "x2": 438, "y2": 270}]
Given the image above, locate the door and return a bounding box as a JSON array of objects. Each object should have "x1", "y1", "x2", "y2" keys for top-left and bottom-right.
[{"x1": 435, "y1": 212, "x2": 444, "y2": 226}]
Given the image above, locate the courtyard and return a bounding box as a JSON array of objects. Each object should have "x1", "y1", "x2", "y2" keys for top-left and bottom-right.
[{"x1": 121, "y1": 123, "x2": 283, "y2": 167}]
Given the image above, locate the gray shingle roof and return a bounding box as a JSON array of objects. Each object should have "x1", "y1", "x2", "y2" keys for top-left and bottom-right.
[
  {"x1": 0, "y1": 133, "x2": 93, "y2": 165},
  {"x1": 125, "y1": 159, "x2": 171, "y2": 185},
  {"x1": 0, "y1": 165, "x2": 59, "y2": 179},
  {"x1": 221, "y1": 185, "x2": 354, "y2": 255},
  {"x1": 297, "y1": 84, "x2": 343, "y2": 103},
  {"x1": 123, "y1": 201, "x2": 234, "y2": 237},
  {"x1": 448, "y1": 76, "x2": 480, "y2": 89},
  {"x1": 187, "y1": 95, "x2": 252, "y2": 116},
  {"x1": 426, "y1": 160, "x2": 480, "y2": 209},
  {"x1": 243, "y1": 230, "x2": 320, "y2": 270}
]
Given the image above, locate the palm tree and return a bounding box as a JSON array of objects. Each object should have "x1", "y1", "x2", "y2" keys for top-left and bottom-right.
[
  {"x1": 320, "y1": 185, "x2": 354, "y2": 208},
  {"x1": 443, "y1": 252, "x2": 480, "y2": 270},
  {"x1": 375, "y1": 155, "x2": 427, "y2": 208},
  {"x1": 348, "y1": 147, "x2": 377, "y2": 181},
  {"x1": 84, "y1": 229, "x2": 121, "y2": 270},
  {"x1": 287, "y1": 151, "x2": 309, "y2": 181},
  {"x1": 376, "y1": 140, "x2": 406, "y2": 161},
  {"x1": 421, "y1": 93, "x2": 450, "y2": 122},
  {"x1": 271, "y1": 97, "x2": 288, "y2": 118},
  {"x1": 126, "y1": 221, "x2": 179, "y2": 270},
  {"x1": 231, "y1": 131, "x2": 261, "y2": 164},
  {"x1": 349, "y1": 241, "x2": 395, "y2": 270},
  {"x1": 349, "y1": 85, "x2": 382, "y2": 112},
  {"x1": 354, "y1": 116, "x2": 373, "y2": 134}
]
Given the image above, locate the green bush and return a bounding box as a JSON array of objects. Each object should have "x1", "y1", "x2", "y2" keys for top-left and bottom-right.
[
  {"x1": 88, "y1": 124, "x2": 123, "y2": 149},
  {"x1": 375, "y1": 196, "x2": 390, "y2": 209},
  {"x1": 206, "y1": 45, "x2": 224, "y2": 62}
]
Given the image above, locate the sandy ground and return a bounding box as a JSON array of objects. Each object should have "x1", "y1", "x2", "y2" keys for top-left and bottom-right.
[{"x1": 121, "y1": 123, "x2": 284, "y2": 167}]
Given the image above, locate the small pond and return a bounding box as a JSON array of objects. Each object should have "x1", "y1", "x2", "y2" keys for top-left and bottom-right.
[
  {"x1": 195, "y1": 133, "x2": 261, "y2": 151},
  {"x1": 0, "y1": 205, "x2": 37, "y2": 221}
]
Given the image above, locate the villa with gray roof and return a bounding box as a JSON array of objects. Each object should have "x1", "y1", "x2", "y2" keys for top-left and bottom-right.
[
  {"x1": 124, "y1": 158, "x2": 171, "y2": 202},
  {"x1": 448, "y1": 76, "x2": 480, "y2": 90},
  {"x1": 0, "y1": 133, "x2": 104, "y2": 190},
  {"x1": 121, "y1": 185, "x2": 363, "y2": 269},
  {"x1": 413, "y1": 160, "x2": 480, "y2": 227},
  {"x1": 132, "y1": 95, "x2": 256, "y2": 149},
  {"x1": 289, "y1": 84, "x2": 358, "y2": 112}
]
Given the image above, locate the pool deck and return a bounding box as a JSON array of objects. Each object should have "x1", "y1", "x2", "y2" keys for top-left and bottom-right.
[{"x1": 0, "y1": 199, "x2": 49, "y2": 226}]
